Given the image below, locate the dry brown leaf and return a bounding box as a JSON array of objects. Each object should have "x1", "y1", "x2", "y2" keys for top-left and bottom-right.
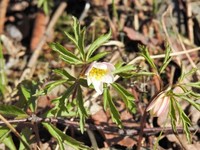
[
  {"x1": 30, "y1": 11, "x2": 49, "y2": 51},
  {"x1": 91, "y1": 100, "x2": 137, "y2": 148}
]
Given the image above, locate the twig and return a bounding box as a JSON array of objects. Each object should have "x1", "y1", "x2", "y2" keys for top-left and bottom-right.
[
  {"x1": 86, "y1": 128, "x2": 99, "y2": 150},
  {"x1": 186, "y1": 0, "x2": 194, "y2": 43},
  {"x1": 0, "y1": 114, "x2": 30, "y2": 149},
  {"x1": 19, "y1": 2, "x2": 67, "y2": 82},
  {"x1": 0, "y1": 116, "x2": 198, "y2": 136},
  {"x1": 161, "y1": 6, "x2": 181, "y2": 65},
  {"x1": 0, "y1": 0, "x2": 9, "y2": 34},
  {"x1": 33, "y1": 122, "x2": 41, "y2": 148},
  {"x1": 136, "y1": 108, "x2": 148, "y2": 150}
]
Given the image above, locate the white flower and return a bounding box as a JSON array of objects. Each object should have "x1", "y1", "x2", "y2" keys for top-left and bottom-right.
[
  {"x1": 85, "y1": 62, "x2": 115, "y2": 95},
  {"x1": 146, "y1": 92, "x2": 170, "y2": 117}
]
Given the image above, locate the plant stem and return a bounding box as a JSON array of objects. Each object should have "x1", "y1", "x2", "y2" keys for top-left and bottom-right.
[{"x1": 0, "y1": 114, "x2": 30, "y2": 149}]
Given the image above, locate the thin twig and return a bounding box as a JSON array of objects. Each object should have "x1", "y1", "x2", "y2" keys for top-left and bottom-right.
[
  {"x1": 186, "y1": 0, "x2": 194, "y2": 43},
  {"x1": 161, "y1": 6, "x2": 181, "y2": 65},
  {"x1": 33, "y1": 122, "x2": 41, "y2": 148},
  {"x1": 86, "y1": 128, "x2": 99, "y2": 150},
  {"x1": 19, "y1": 2, "x2": 67, "y2": 82},
  {"x1": 0, "y1": 116, "x2": 198, "y2": 136},
  {"x1": 0, "y1": 114, "x2": 30, "y2": 149},
  {"x1": 136, "y1": 108, "x2": 148, "y2": 150}
]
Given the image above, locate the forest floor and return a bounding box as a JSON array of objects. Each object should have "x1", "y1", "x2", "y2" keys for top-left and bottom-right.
[{"x1": 0, "y1": 0, "x2": 200, "y2": 150}]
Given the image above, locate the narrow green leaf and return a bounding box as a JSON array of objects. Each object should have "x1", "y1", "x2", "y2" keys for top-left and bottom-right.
[
  {"x1": 72, "y1": 16, "x2": 79, "y2": 41},
  {"x1": 19, "y1": 128, "x2": 32, "y2": 150},
  {"x1": 64, "y1": 31, "x2": 78, "y2": 47},
  {"x1": 43, "y1": 123, "x2": 90, "y2": 150},
  {"x1": 103, "y1": 88, "x2": 108, "y2": 110},
  {"x1": 163, "y1": 44, "x2": 171, "y2": 64},
  {"x1": 86, "y1": 30, "x2": 112, "y2": 60},
  {"x1": 111, "y1": 83, "x2": 136, "y2": 113},
  {"x1": 104, "y1": 87, "x2": 122, "y2": 127},
  {"x1": 0, "y1": 127, "x2": 16, "y2": 150},
  {"x1": 64, "y1": 17, "x2": 86, "y2": 60},
  {"x1": 159, "y1": 57, "x2": 171, "y2": 74},
  {"x1": 113, "y1": 64, "x2": 136, "y2": 74},
  {"x1": 77, "y1": 86, "x2": 87, "y2": 133},
  {"x1": 44, "y1": 79, "x2": 68, "y2": 93},
  {"x1": 17, "y1": 80, "x2": 38, "y2": 112},
  {"x1": 174, "y1": 100, "x2": 192, "y2": 142},
  {"x1": 0, "y1": 105, "x2": 28, "y2": 118},
  {"x1": 53, "y1": 69, "x2": 76, "y2": 81},
  {"x1": 179, "y1": 68, "x2": 197, "y2": 82},
  {"x1": 139, "y1": 45, "x2": 157, "y2": 70},
  {"x1": 50, "y1": 42, "x2": 82, "y2": 64},
  {"x1": 185, "y1": 82, "x2": 200, "y2": 89},
  {"x1": 87, "y1": 51, "x2": 109, "y2": 63},
  {"x1": 60, "y1": 55, "x2": 83, "y2": 65},
  {"x1": 170, "y1": 97, "x2": 177, "y2": 132},
  {"x1": 0, "y1": 42, "x2": 7, "y2": 97},
  {"x1": 190, "y1": 91, "x2": 200, "y2": 98},
  {"x1": 177, "y1": 95, "x2": 200, "y2": 111},
  {"x1": 181, "y1": 111, "x2": 192, "y2": 142}
]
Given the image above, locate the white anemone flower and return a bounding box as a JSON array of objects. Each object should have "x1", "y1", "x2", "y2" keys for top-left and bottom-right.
[
  {"x1": 146, "y1": 92, "x2": 170, "y2": 117},
  {"x1": 85, "y1": 61, "x2": 115, "y2": 95}
]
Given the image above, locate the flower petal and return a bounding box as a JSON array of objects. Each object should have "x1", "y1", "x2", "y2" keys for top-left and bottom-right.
[
  {"x1": 93, "y1": 62, "x2": 108, "y2": 70},
  {"x1": 102, "y1": 62, "x2": 115, "y2": 71},
  {"x1": 85, "y1": 61, "x2": 96, "y2": 75},
  {"x1": 151, "y1": 96, "x2": 164, "y2": 116},
  {"x1": 146, "y1": 93, "x2": 165, "y2": 111},
  {"x1": 87, "y1": 76, "x2": 92, "y2": 86},
  {"x1": 156, "y1": 96, "x2": 170, "y2": 116},
  {"x1": 92, "y1": 79, "x2": 103, "y2": 95},
  {"x1": 101, "y1": 73, "x2": 114, "y2": 84}
]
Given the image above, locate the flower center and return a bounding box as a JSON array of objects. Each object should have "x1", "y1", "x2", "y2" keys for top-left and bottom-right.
[{"x1": 89, "y1": 67, "x2": 108, "y2": 80}]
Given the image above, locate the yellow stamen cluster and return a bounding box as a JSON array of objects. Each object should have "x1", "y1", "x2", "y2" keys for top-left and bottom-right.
[{"x1": 89, "y1": 67, "x2": 108, "y2": 80}]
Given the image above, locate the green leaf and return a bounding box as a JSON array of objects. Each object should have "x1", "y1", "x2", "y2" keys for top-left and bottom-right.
[
  {"x1": 159, "y1": 57, "x2": 171, "y2": 74},
  {"x1": 19, "y1": 128, "x2": 32, "y2": 150},
  {"x1": 78, "y1": 78, "x2": 88, "y2": 87},
  {"x1": 87, "y1": 51, "x2": 109, "y2": 63},
  {"x1": 44, "y1": 79, "x2": 68, "y2": 93},
  {"x1": 43, "y1": 123, "x2": 90, "y2": 150},
  {"x1": 64, "y1": 17, "x2": 86, "y2": 60},
  {"x1": 169, "y1": 97, "x2": 177, "y2": 132},
  {"x1": 50, "y1": 42, "x2": 82, "y2": 64},
  {"x1": 86, "y1": 30, "x2": 112, "y2": 60},
  {"x1": 185, "y1": 82, "x2": 200, "y2": 89},
  {"x1": 60, "y1": 55, "x2": 83, "y2": 65},
  {"x1": 0, "y1": 127, "x2": 16, "y2": 150},
  {"x1": 139, "y1": 45, "x2": 157, "y2": 71},
  {"x1": 113, "y1": 64, "x2": 136, "y2": 74},
  {"x1": 103, "y1": 89, "x2": 108, "y2": 110},
  {"x1": 17, "y1": 80, "x2": 39, "y2": 112},
  {"x1": 111, "y1": 83, "x2": 136, "y2": 113},
  {"x1": 104, "y1": 87, "x2": 122, "y2": 127},
  {"x1": 76, "y1": 86, "x2": 88, "y2": 133},
  {"x1": 53, "y1": 69, "x2": 76, "y2": 81},
  {"x1": 177, "y1": 95, "x2": 200, "y2": 111},
  {"x1": 179, "y1": 68, "x2": 197, "y2": 82},
  {"x1": 181, "y1": 111, "x2": 191, "y2": 142},
  {"x1": 174, "y1": 100, "x2": 191, "y2": 142},
  {"x1": 0, "y1": 42, "x2": 7, "y2": 97},
  {"x1": 0, "y1": 105, "x2": 28, "y2": 118},
  {"x1": 52, "y1": 83, "x2": 77, "y2": 117}
]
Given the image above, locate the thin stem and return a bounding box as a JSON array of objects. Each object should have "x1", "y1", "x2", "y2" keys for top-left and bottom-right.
[
  {"x1": 86, "y1": 128, "x2": 98, "y2": 150},
  {"x1": 0, "y1": 114, "x2": 30, "y2": 150},
  {"x1": 0, "y1": 116, "x2": 198, "y2": 135},
  {"x1": 33, "y1": 122, "x2": 41, "y2": 148},
  {"x1": 136, "y1": 108, "x2": 148, "y2": 150}
]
